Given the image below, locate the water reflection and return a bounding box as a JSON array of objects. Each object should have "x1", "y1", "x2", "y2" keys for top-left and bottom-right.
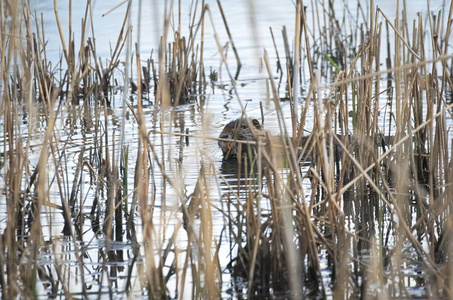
[
  {"x1": 35, "y1": 238, "x2": 143, "y2": 298},
  {"x1": 3, "y1": 0, "x2": 452, "y2": 298}
]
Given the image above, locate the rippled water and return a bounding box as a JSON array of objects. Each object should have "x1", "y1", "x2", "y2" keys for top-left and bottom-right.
[{"x1": 3, "y1": 0, "x2": 450, "y2": 298}]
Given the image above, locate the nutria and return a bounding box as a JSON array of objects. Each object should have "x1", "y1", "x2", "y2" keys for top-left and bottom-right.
[
  {"x1": 218, "y1": 118, "x2": 317, "y2": 161},
  {"x1": 219, "y1": 118, "x2": 406, "y2": 165},
  {"x1": 219, "y1": 118, "x2": 388, "y2": 162},
  {"x1": 218, "y1": 118, "x2": 265, "y2": 160}
]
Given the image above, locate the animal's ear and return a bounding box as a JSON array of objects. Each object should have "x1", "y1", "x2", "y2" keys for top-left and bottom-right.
[{"x1": 251, "y1": 119, "x2": 261, "y2": 129}]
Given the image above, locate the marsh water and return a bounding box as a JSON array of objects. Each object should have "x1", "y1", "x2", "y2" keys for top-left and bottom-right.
[{"x1": 2, "y1": 0, "x2": 452, "y2": 298}]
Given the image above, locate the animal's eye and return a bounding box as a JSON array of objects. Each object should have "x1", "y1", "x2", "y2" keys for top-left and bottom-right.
[
  {"x1": 241, "y1": 125, "x2": 247, "y2": 129},
  {"x1": 252, "y1": 119, "x2": 261, "y2": 129}
]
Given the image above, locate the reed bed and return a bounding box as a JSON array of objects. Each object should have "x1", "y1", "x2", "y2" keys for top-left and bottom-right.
[{"x1": 0, "y1": 0, "x2": 452, "y2": 299}]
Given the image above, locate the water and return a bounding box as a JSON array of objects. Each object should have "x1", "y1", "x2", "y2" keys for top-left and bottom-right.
[{"x1": 2, "y1": 0, "x2": 452, "y2": 298}]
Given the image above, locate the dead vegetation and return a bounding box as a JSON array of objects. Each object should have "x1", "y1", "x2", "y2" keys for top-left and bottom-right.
[{"x1": 0, "y1": 0, "x2": 452, "y2": 298}]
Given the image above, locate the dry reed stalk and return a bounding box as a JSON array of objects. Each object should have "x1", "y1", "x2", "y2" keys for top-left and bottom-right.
[
  {"x1": 1, "y1": 2, "x2": 29, "y2": 297},
  {"x1": 134, "y1": 33, "x2": 168, "y2": 297},
  {"x1": 153, "y1": 1, "x2": 214, "y2": 106},
  {"x1": 1, "y1": 0, "x2": 453, "y2": 298},
  {"x1": 0, "y1": 0, "x2": 138, "y2": 297},
  {"x1": 216, "y1": 0, "x2": 241, "y2": 69},
  {"x1": 253, "y1": 0, "x2": 453, "y2": 297}
]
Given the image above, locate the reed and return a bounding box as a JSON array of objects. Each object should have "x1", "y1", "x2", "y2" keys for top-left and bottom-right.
[
  {"x1": 0, "y1": 0, "x2": 452, "y2": 298},
  {"x1": 224, "y1": 0, "x2": 453, "y2": 298}
]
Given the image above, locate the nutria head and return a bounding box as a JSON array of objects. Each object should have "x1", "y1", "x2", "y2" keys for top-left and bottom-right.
[{"x1": 218, "y1": 118, "x2": 262, "y2": 160}]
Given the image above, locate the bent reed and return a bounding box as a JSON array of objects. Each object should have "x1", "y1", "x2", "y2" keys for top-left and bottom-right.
[{"x1": 1, "y1": 0, "x2": 453, "y2": 299}]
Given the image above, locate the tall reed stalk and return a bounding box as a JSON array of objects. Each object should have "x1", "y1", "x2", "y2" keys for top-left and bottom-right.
[{"x1": 1, "y1": 0, "x2": 452, "y2": 298}]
